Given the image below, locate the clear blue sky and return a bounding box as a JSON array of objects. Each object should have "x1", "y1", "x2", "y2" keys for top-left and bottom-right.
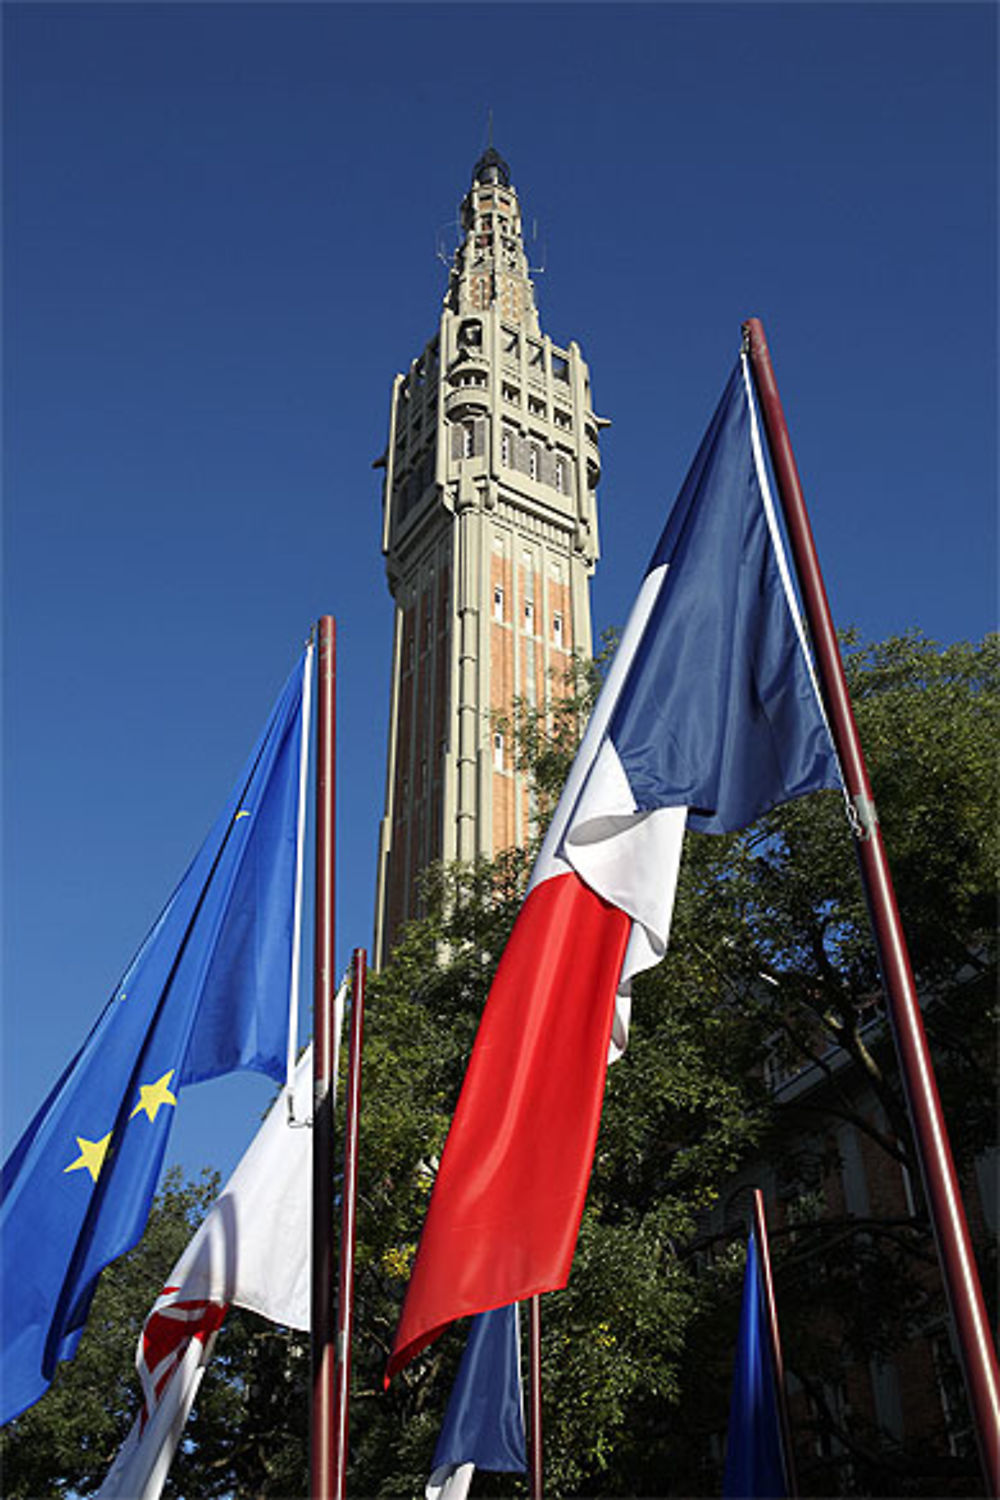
[{"x1": 4, "y1": 3, "x2": 996, "y2": 1182}]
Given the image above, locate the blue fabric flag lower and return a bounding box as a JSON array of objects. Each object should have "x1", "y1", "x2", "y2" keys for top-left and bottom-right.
[
  {"x1": 722, "y1": 1227, "x2": 788, "y2": 1499},
  {"x1": 431, "y1": 1304, "x2": 526, "y2": 1478},
  {"x1": 0, "y1": 654, "x2": 306, "y2": 1426},
  {"x1": 609, "y1": 363, "x2": 839, "y2": 833}
]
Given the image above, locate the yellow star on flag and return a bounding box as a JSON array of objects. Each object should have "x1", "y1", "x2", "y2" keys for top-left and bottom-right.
[
  {"x1": 64, "y1": 1133, "x2": 112, "y2": 1183},
  {"x1": 130, "y1": 1070, "x2": 178, "y2": 1123}
]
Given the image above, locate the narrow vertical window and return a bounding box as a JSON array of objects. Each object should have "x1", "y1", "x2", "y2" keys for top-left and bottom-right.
[
  {"x1": 493, "y1": 585, "x2": 504, "y2": 622},
  {"x1": 463, "y1": 422, "x2": 475, "y2": 458},
  {"x1": 529, "y1": 444, "x2": 539, "y2": 481},
  {"x1": 553, "y1": 612, "x2": 564, "y2": 647},
  {"x1": 493, "y1": 730, "x2": 504, "y2": 770},
  {"x1": 501, "y1": 430, "x2": 511, "y2": 466},
  {"x1": 523, "y1": 600, "x2": 534, "y2": 631},
  {"x1": 554, "y1": 457, "x2": 565, "y2": 493}
]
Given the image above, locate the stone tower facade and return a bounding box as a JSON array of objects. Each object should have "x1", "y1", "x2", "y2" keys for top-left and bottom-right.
[{"x1": 373, "y1": 148, "x2": 606, "y2": 967}]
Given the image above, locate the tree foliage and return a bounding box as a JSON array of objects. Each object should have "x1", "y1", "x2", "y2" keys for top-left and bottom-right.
[{"x1": 4, "y1": 632, "x2": 995, "y2": 1497}]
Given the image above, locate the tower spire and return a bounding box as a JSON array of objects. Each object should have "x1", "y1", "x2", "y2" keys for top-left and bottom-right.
[{"x1": 446, "y1": 147, "x2": 539, "y2": 335}]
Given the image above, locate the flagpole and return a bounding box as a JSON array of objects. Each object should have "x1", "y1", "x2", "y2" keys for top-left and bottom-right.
[
  {"x1": 332, "y1": 947, "x2": 367, "y2": 1499},
  {"x1": 752, "y1": 1190, "x2": 797, "y2": 1498},
  {"x1": 743, "y1": 319, "x2": 1000, "y2": 1494},
  {"x1": 528, "y1": 1295, "x2": 543, "y2": 1499},
  {"x1": 312, "y1": 615, "x2": 338, "y2": 1500}
]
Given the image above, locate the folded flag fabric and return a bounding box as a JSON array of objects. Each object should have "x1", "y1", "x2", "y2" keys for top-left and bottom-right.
[
  {"x1": 426, "y1": 1304, "x2": 526, "y2": 1500},
  {"x1": 97, "y1": 1044, "x2": 315, "y2": 1500},
  {"x1": 1, "y1": 653, "x2": 308, "y2": 1425},
  {"x1": 388, "y1": 355, "x2": 840, "y2": 1379},
  {"x1": 723, "y1": 1225, "x2": 788, "y2": 1498}
]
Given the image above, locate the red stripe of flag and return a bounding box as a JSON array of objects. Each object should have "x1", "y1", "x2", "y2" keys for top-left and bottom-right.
[{"x1": 387, "y1": 871, "x2": 630, "y2": 1381}]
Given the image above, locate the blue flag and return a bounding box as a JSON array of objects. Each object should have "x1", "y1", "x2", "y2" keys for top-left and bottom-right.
[
  {"x1": 609, "y1": 359, "x2": 840, "y2": 832},
  {"x1": 1, "y1": 654, "x2": 307, "y2": 1425},
  {"x1": 427, "y1": 1305, "x2": 526, "y2": 1498},
  {"x1": 723, "y1": 1226, "x2": 789, "y2": 1499}
]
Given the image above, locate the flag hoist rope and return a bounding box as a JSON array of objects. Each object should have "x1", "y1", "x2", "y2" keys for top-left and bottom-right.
[
  {"x1": 743, "y1": 318, "x2": 999, "y2": 1496},
  {"x1": 286, "y1": 633, "x2": 315, "y2": 1114}
]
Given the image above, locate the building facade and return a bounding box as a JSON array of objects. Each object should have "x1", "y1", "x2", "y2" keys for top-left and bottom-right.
[{"x1": 373, "y1": 148, "x2": 606, "y2": 966}]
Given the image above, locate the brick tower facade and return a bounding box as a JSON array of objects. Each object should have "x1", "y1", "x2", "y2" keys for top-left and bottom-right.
[{"x1": 373, "y1": 147, "x2": 606, "y2": 966}]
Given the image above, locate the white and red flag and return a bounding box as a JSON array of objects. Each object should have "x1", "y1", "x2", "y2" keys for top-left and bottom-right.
[
  {"x1": 388, "y1": 355, "x2": 841, "y2": 1380},
  {"x1": 98, "y1": 1040, "x2": 321, "y2": 1500}
]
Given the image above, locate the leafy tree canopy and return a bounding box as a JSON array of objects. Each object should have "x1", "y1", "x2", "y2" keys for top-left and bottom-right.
[{"x1": 4, "y1": 632, "x2": 995, "y2": 1498}]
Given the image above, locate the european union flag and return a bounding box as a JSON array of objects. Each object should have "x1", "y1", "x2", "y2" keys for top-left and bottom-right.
[
  {"x1": 723, "y1": 1225, "x2": 789, "y2": 1499},
  {"x1": 1, "y1": 653, "x2": 307, "y2": 1425}
]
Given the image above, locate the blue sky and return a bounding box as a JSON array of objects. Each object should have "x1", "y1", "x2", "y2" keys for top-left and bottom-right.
[{"x1": 4, "y1": 2, "x2": 996, "y2": 1182}]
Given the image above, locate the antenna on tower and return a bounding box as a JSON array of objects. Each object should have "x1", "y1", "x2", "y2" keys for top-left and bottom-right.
[{"x1": 436, "y1": 219, "x2": 461, "y2": 270}]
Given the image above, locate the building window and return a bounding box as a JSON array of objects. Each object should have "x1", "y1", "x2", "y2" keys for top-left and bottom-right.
[
  {"x1": 501, "y1": 430, "x2": 511, "y2": 466},
  {"x1": 493, "y1": 730, "x2": 504, "y2": 770},
  {"x1": 493, "y1": 586, "x2": 504, "y2": 622},
  {"x1": 524, "y1": 600, "x2": 534, "y2": 631},
  {"x1": 552, "y1": 353, "x2": 570, "y2": 382},
  {"x1": 554, "y1": 457, "x2": 566, "y2": 493},
  {"x1": 553, "y1": 611, "x2": 564, "y2": 647},
  {"x1": 463, "y1": 423, "x2": 475, "y2": 459},
  {"x1": 529, "y1": 444, "x2": 539, "y2": 481}
]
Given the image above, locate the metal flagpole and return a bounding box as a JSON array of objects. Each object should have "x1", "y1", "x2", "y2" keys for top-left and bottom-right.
[
  {"x1": 311, "y1": 615, "x2": 337, "y2": 1500},
  {"x1": 743, "y1": 318, "x2": 1000, "y2": 1494},
  {"x1": 752, "y1": 1190, "x2": 798, "y2": 1498},
  {"x1": 528, "y1": 1295, "x2": 543, "y2": 1499},
  {"x1": 331, "y1": 947, "x2": 367, "y2": 1499}
]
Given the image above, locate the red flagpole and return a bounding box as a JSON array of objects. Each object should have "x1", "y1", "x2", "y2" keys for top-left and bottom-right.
[
  {"x1": 311, "y1": 615, "x2": 337, "y2": 1500},
  {"x1": 744, "y1": 319, "x2": 1000, "y2": 1494},
  {"x1": 752, "y1": 1190, "x2": 797, "y2": 1498},
  {"x1": 332, "y1": 948, "x2": 367, "y2": 1499},
  {"x1": 528, "y1": 1295, "x2": 544, "y2": 1499}
]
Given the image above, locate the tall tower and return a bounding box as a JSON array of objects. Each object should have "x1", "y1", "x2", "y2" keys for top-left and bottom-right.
[{"x1": 373, "y1": 147, "x2": 606, "y2": 966}]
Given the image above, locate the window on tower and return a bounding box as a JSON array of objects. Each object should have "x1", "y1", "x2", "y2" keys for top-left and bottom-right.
[
  {"x1": 554, "y1": 457, "x2": 566, "y2": 493},
  {"x1": 523, "y1": 600, "x2": 534, "y2": 631},
  {"x1": 501, "y1": 430, "x2": 511, "y2": 466},
  {"x1": 493, "y1": 585, "x2": 504, "y2": 622},
  {"x1": 553, "y1": 612, "x2": 564, "y2": 647},
  {"x1": 552, "y1": 354, "x2": 570, "y2": 382},
  {"x1": 493, "y1": 730, "x2": 505, "y2": 770},
  {"x1": 529, "y1": 444, "x2": 539, "y2": 481},
  {"x1": 463, "y1": 423, "x2": 475, "y2": 459}
]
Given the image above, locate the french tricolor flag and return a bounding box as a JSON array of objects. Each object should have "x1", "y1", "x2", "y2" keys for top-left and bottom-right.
[{"x1": 388, "y1": 354, "x2": 841, "y2": 1380}]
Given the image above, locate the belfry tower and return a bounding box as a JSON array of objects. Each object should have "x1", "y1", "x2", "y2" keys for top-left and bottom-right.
[{"x1": 373, "y1": 147, "x2": 606, "y2": 966}]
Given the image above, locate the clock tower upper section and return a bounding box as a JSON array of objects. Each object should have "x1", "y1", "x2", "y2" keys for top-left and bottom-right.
[{"x1": 374, "y1": 149, "x2": 607, "y2": 967}]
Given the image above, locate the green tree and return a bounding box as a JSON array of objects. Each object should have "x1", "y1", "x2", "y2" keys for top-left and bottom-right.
[
  {"x1": 4, "y1": 633, "x2": 993, "y2": 1499},
  {"x1": 345, "y1": 631, "x2": 996, "y2": 1497}
]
